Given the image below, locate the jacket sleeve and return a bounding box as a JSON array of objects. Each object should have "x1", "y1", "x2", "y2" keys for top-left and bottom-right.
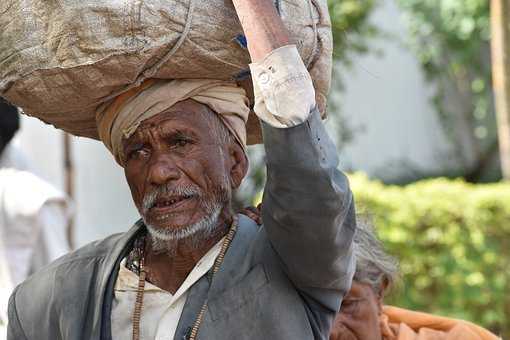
[
  {"x1": 261, "y1": 107, "x2": 356, "y2": 314},
  {"x1": 7, "y1": 288, "x2": 28, "y2": 340}
]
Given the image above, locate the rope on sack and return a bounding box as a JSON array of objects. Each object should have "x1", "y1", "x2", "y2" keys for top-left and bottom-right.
[
  {"x1": 140, "y1": 0, "x2": 196, "y2": 79},
  {"x1": 101, "y1": 0, "x2": 196, "y2": 103},
  {"x1": 305, "y1": 0, "x2": 319, "y2": 68}
]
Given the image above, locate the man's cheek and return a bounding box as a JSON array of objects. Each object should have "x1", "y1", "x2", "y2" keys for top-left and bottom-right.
[
  {"x1": 129, "y1": 181, "x2": 147, "y2": 214},
  {"x1": 180, "y1": 160, "x2": 214, "y2": 190}
]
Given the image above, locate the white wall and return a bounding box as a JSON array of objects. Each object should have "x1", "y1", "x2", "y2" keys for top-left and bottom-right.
[
  {"x1": 331, "y1": 0, "x2": 452, "y2": 180},
  {"x1": 71, "y1": 138, "x2": 139, "y2": 244},
  {"x1": 12, "y1": 0, "x2": 453, "y2": 246}
]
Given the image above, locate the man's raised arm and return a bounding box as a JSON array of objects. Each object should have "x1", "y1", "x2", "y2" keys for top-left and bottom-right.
[{"x1": 232, "y1": 0, "x2": 356, "y2": 313}]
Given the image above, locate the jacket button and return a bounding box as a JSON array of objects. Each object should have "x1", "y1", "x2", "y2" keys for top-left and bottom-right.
[{"x1": 259, "y1": 72, "x2": 270, "y2": 85}]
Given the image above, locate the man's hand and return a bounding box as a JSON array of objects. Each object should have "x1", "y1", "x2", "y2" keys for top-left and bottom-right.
[
  {"x1": 231, "y1": 0, "x2": 290, "y2": 62},
  {"x1": 232, "y1": 0, "x2": 315, "y2": 127},
  {"x1": 240, "y1": 205, "x2": 262, "y2": 225}
]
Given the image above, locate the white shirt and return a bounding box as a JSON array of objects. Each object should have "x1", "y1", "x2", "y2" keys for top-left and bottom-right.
[
  {"x1": 111, "y1": 237, "x2": 224, "y2": 340},
  {"x1": 111, "y1": 44, "x2": 316, "y2": 340},
  {"x1": 0, "y1": 145, "x2": 72, "y2": 338}
]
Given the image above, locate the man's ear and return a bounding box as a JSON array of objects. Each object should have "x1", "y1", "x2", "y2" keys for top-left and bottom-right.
[
  {"x1": 376, "y1": 279, "x2": 389, "y2": 313},
  {"x1": 228, "y1": 142, "x2": 249, "y2": 189}
]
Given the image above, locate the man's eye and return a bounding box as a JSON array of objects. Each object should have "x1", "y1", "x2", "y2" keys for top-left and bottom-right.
[
  {"x1": 128, "y1": 148, "x2": 150, "y2": 160},
  {"x1": 340, "y1": 299, "x2": 360, "y2": 314},
  {"x1": 177, "y1": 139, "x2": 188, "y2": 147},
  {"x1": 171, "y1": 138, "x2": 191, "y2": 148}
]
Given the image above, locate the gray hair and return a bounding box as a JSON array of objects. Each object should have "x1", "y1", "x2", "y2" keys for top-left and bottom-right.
[
  {"x1": 353, "y1": 216, "x2": 399, "y2": 297},
  {"x1": 197, "y1": 104, "x2": 236, "y2": 146}
]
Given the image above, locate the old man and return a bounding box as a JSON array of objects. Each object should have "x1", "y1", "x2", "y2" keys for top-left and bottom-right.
[
  {"x1": 330, "y1": 219, "x2": 500, "y2": 340},
  {"x1": 7, "y1": 1, "x2": 355, "y2": 339}
]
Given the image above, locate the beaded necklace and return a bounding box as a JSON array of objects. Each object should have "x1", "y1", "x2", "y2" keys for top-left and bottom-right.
[{"x1": 128, "y1": 217, "x2": 238, "y2": 340}]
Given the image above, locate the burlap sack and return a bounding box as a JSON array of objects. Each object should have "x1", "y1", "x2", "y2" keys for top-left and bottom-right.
[{"x1": 0, "y1": 0, "x2": 332, "y2": 144}]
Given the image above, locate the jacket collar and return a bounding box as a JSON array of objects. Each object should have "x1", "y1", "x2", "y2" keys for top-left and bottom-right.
[
  {"x1": 98, "y1": 220, "x2": 145, "y2": 340},
  {"x1": 173, "y1": 214, "x2": 260, "y2": 339}
]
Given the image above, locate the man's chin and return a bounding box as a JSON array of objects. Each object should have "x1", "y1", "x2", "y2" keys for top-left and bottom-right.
[
  {"x1": 145, "y1": 220, "x2": 204, "y2": 242},
  {"x1": 143, "y1": 206, "x2": 222, "y2": 250},
  {"x1": 145, "y1": 218, "x2": 196, "y2": 235}
]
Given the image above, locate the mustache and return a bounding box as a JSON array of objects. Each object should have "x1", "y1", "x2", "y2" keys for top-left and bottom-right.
[{"x1": 142, "y1": 184, "x2": 202, "y2": 213}]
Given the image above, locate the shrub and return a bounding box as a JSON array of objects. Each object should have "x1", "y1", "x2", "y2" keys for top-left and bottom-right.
[{"x1": 349, "y1": 173, "x2": 510, "y2": 336}]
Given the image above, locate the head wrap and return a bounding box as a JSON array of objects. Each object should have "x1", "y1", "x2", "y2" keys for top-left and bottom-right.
[{"x1": 96, "y1": 79, "x2": 250, "y2": 166}]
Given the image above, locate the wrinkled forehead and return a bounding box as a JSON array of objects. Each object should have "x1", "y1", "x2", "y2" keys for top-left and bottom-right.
[
  {"x1": 125, "y1": 100, "x2": 221, "y2": 143},
  {"x1": 142, "y1": 100, "x2": 213, "y2": 127}
]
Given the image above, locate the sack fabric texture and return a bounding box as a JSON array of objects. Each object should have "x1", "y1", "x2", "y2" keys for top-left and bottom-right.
[{"x1": 0, "y1": 0, "x2": 332, "y2": 144}]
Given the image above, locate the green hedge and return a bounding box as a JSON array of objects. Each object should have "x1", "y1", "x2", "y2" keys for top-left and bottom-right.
[{"x1": 349, "y1": 173, "x2": 509, "y2": 337}]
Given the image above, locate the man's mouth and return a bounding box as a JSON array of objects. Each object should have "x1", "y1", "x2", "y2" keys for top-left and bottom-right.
[{"x1": 151, "y1": 194, "x2": 195, "y2": 211}]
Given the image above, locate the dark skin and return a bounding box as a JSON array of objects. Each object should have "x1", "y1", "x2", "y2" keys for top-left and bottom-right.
[
  {"x1": 231, "y1": 0, "x2": 290, "y2": 61},
  {"x1": 330, "y1": 282, "x2": 384, "y2": 340},
  {"x1": 241, "y1": 204, "x2": 262, "y2": 225},
  {"x1": 123, "y1": 99, "x2": 248, "y2": 293},
  {"x1": 122, "y1": 0, "x2": 288, "y2": 295}
]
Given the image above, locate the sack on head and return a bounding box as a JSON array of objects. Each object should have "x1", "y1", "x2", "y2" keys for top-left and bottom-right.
[{"x1": 0, "y1": 0, "x2": 332, "y2": 144}]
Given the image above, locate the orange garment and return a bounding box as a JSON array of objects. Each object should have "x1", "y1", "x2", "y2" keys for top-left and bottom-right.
[{"x1": 380, "y1": 306, "x2": 500, "y2": 340}]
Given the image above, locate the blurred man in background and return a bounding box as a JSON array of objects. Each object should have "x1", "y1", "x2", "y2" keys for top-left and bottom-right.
[
  {"x1": 0, "y1": 100, "x2": 72, "y2": 337},
  {"x1": 330, "y1": 219, "x2": 500, "y2": 340}
]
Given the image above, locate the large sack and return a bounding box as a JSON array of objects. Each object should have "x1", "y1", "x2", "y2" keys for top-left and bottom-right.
[{"x1": 0, "y1": 0, "x2": 332, "y2": 144}]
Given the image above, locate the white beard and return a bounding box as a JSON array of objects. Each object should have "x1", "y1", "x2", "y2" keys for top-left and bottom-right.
[
  {"x1": 144, "y1": 203, "x2": 223, "y2": 253},
  {"x1": 140, "y1": 176, "x2": 231, "y2": 254}
]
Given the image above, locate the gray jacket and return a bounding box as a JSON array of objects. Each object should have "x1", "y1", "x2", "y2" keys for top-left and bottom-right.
[{"x1": 7, "y1": 109, "x2": 356, "y2": 340}]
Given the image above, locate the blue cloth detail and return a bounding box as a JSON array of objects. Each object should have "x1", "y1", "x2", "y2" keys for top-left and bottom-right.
[
  {"x1": 234, "y1": 34, "x2": 248, "y2": 48},
  {"x1": 233, "y1": 69, "x2": 251, "y2": 81}
]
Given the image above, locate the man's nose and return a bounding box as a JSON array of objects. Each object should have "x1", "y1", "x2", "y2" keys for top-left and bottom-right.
[{"x1": 147, "y1": 153, "x2": 181, "y2": 186}]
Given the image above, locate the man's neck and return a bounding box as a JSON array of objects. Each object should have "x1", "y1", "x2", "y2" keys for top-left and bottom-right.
[{"x1": 143, "y1": 215, "x2": 232, "y2": 294}]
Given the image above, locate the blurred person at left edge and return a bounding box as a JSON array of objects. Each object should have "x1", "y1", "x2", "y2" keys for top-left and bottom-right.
[{"x1": 0, "y1": 99, "x2": 72, "y2": 337}]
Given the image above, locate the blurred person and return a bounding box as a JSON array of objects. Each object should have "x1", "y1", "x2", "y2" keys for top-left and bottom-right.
[
  {"x1": 330, "y1": 219, "x2": 500, "y2": 340},
  {"x1": 0, "y1": 100, "x2": 72, "y2": 337}
]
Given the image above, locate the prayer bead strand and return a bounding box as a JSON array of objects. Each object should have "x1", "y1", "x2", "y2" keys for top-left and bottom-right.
[
  {"x1": 131, "y1": 216, "x2": 238, "y2": 340},
  {"x1": 132, "y1": 257, "x2": 146, "y2": 340}
]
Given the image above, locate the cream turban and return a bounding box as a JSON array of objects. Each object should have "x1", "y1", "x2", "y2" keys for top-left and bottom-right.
[{"x1": 96, "y1": 79, "x2": 250, "y2": 166}]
